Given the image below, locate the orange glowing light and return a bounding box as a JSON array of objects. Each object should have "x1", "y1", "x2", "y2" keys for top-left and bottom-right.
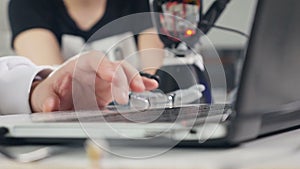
[{"x1": 185, "y1": 29, "x2": 195, "y2": 36}]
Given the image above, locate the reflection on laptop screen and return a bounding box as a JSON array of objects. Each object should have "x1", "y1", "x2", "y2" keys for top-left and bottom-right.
[{"x1": 237, "y1": 0, "x2": 300, "y2": 114}]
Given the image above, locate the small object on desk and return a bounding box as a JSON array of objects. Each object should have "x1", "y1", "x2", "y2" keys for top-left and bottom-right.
[
  {"x1": 85, "y1": 140, "x2": 106, "y2": 169},
  {"x1": 129, "y1": 91, "x2": 174, "y2": 110},
  {"x1": 129, "y1": 84, "x2": 205, "y2": 110},
  {"x1": 0, "y1": 146, "x2": 60, "y2": 163}
]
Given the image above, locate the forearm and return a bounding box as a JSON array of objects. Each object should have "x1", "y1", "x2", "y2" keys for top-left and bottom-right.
[
  {"x1": 138, "y1": 28, "x2": 165, "y2": 75},
  {"x1": 14, "y1": 29, "x2": 64, "y2": 65}
]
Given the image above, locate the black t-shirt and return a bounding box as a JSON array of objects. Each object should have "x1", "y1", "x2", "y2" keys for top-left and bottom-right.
[{"x1": 9, "y1": 0, "x2": 153, "y2": 48}]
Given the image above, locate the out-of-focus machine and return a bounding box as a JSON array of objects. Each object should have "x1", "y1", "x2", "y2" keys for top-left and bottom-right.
[{"x1": 151, "y1": 0, "x2": 230, "y2": 103}]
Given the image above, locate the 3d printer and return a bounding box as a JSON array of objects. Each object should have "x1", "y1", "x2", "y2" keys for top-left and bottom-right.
[{"x1": 151, "y1": 0, "x2": 230, "y2": 103}]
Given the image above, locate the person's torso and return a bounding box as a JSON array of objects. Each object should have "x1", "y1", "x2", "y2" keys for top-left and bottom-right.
[{"x1": 43, "y1": 0, "x2": 152, "y2": 61}]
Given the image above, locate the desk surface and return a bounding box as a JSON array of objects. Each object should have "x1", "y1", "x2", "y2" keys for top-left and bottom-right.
[{"x1": 1, "y1": 128, "x2": 300, "y2": 169}]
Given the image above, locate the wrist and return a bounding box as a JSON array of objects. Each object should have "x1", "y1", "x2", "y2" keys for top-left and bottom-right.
[{"x1": 29, "y1": 77, "x2": 43, "y2": 112}]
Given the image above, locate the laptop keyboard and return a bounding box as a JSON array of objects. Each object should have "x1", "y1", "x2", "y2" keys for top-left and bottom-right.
[{"x1": 31, "y1": 104, "x2": 232, "y2": 124}]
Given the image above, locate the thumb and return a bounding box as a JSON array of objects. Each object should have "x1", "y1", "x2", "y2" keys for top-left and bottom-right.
[
  {"x1": 42, "y1": 94, "x2": 61, "y2": 112},
  {"x1": 42, "y1": 72, "x2": 72, "y2": 112}
]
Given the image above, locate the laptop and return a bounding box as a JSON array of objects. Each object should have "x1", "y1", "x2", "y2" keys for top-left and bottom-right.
[{"x1": 1, "y1": 0, "x2": 300, "y2": 147}]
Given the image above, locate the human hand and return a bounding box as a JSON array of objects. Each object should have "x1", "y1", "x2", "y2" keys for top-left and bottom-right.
[{"x1": 30, "y1": 51, "x2": 158, "y2": 112}]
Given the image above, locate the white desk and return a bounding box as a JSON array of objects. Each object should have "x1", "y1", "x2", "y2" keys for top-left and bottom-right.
[{"x1": 1, "y1": 128, "x2": 300, "y2": 169}]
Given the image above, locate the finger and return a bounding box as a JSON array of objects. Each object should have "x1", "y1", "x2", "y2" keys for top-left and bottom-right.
[
  {"x1": 57, "y1": 73, "x2": 74, "y2": 110},
  {"x1": 96, "y1": 95, "x2": 112, "y2": 107},
  {"x1": 96, "y1": 60, "x2": 131, "y2": 105},
  {"x1": 30, "y1": 78, "x2": 62, "y2": 112},
  {"x1": 141, "y1": 77, "x2": 159, "y2": 91},
  {"x1": 120, "y1": 61, "x2": 145, "y2": 92},
  {"x1": 111, "y1": 66, "x2": 130, "y2": 105},
  {"x1": 80, "y1": 51, "x2": 145, "y2": 92},
  {"x1": 96, "y1": 58, "x2": 117, "y2": 82},
  {"x1": 93, "y1": 60, "x2": 129, "y2": 105},
  {"x1": 46, "y1": 73, "x2": 73, "y2": 112},
  {"x1": 95, "y1": 79, "x2": 113, "y2": 107},
  {"x1": 73, "y1": 51, "x2": 114, "y2": 82},
  {"x1": 84, "y1": 51, "x2": 116, "y2": 82}
]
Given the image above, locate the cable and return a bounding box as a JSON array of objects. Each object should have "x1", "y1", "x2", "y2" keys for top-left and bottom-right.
[
  {"x1": 205, "y1": 23, "x2": 249, "y2": 38},
  {"x1": 212, "y1": 24, "x2": 249, "y2": 38},
  {"x1": 212, "y1": 25, "x2": 249, "y2": 39}
]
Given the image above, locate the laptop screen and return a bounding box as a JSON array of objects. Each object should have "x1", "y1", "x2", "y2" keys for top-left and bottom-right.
[{"x1": 237, "y1": 0, "x2": 300, "y2": 115}]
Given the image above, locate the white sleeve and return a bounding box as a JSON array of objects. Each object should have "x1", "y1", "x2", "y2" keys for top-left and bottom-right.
[{"x1": 0, "y1": 56, "x2": 52, "y2": 115}]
